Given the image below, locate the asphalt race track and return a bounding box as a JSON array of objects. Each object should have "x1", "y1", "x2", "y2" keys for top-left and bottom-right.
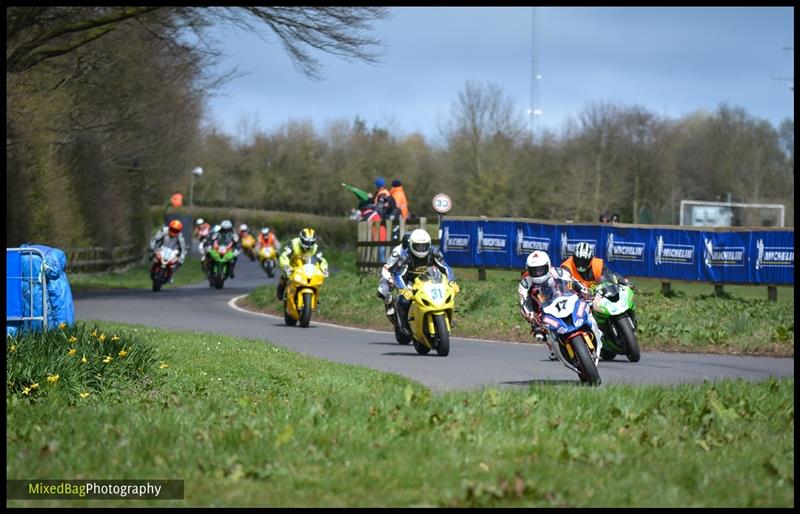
[{"x1": 73, "y1": 251, "x2": 794, "y2": 391}]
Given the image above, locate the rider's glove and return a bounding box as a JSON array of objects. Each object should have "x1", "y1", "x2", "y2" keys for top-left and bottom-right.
[
  {"x1": 283, "y1": 266, "x2": 292, "y2": 276},
  {"x1": 400, "y1": 288, "x2": 414, "y2": 300}
]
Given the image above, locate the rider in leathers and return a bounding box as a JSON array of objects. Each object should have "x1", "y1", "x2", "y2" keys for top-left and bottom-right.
[
  {"x1": 390, "y1": 229, "x2": 458, "y2": 336},
  {"x1": 376, "y1": 232, "x2": 411, "y2": 317}
]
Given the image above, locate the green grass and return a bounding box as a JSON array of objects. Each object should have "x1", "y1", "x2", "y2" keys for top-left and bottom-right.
[
  {"x1": 6, "y1": 321, "x2": 794, "y2": 507},
  {"x1": 69, "y1": 259, "x2": 207, "y2": 291},
  {"x1": 245, "y1": 250, "x2": 794, "y2": 357}
]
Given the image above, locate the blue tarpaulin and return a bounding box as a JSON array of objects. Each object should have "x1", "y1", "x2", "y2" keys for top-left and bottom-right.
[{"x1": 6, "y1": 244, "x2": 75, "y2": 336}]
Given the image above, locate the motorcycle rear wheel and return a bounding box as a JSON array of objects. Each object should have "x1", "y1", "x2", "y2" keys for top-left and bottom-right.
[
  {"x1": 395, "y1": 325, "x2": 412, "y2": 345},
  {"x1": 413, "y1": 340, "x2": 431, "y2": 355}
]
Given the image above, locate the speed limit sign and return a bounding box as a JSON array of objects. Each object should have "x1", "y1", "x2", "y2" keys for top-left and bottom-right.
[{"x1": 432, "y1": 193, "x2": 452, "y2": 214}]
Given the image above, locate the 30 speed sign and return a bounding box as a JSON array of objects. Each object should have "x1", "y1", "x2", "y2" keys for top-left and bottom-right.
[{"x1": 432, "y1": 193, "x2": 452, "y2": 214}]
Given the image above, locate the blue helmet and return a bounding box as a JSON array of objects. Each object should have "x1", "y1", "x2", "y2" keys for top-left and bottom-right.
[{"x1": 374, "y1": 177, "x2": 385, "y2": 188}]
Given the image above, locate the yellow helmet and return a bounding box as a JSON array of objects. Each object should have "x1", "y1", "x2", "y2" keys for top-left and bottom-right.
[{"x1": 299, "y1": 227, "x2": 317, "y2": 250}]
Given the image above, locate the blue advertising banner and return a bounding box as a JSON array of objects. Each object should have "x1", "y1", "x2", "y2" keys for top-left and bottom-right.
[{"x1": 439, "y1": 218, "x2": 794, "y2": 285}]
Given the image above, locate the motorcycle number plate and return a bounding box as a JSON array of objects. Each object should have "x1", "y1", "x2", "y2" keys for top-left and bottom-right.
[{"x1": 425, "y1": 284, "x2": 445, "y2": 301}]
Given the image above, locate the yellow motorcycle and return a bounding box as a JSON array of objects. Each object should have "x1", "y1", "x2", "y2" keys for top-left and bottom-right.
[
  {"x1": 257, "y1": 245, "x2": 278, "y2": 277},
  {"x1": 396, "y1": 267, "x2": 458, "y2": 357},
  {"x1": 283, "y1": 255, "x2": 326, "y2": 328},
  {"x1": 241, "y1": 233, "x2": 257, "y2": 261}
]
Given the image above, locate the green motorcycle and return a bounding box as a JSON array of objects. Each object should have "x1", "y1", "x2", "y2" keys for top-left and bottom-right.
[
  {"x1": 590, "y1": 275, "x2": 640, "y2": 362},
  {"x1": 206, "y1": 239, "x2": 236, "y2": 289}
]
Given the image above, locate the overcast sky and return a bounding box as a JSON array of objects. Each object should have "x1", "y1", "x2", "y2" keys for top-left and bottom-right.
[{"x1": 203, "y1": 6, "x2": 794, "y2": 144}]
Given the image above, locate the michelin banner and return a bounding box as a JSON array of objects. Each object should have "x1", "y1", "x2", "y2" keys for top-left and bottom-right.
[{"x1": 440, "y1": 219, "x2": 793, "y2": 285}]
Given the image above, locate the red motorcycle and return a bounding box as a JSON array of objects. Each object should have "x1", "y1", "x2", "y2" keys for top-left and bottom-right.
[{"x1": 150, "y1": 245, "x2": 180, "y2": 292}]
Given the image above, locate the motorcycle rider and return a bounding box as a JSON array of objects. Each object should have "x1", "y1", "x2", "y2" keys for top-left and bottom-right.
[
  {"x1": 561, "y1": 241, "x2": 632, "y2": 290},
  {"x1": 210, "y1": 219, "x2": 240, "y2": 279},
  {"x1": 518, "y1": 250, "x2": 599, "y2": 361},
  {"x1": 194, "y1": 218, "x2": 211, "y2": 240},
  {"x1": 391, "y1": 229, "x2": 458, "y2": 337},
  {"x1": 276, "y1": 227, "x2": 329, "y2": 301},
  {"x1": 257, "y1": 227, "x2": 282, "y2": 253},
  {"x1": 561, "y1": 241, "x2": 637, "y2": 331},
  {"x1": 376, "y1": 232, "x2": 412, "y2": 317},
  {"x1": 149, "y1": 220, "x2": 188, "y2": 282},
  {"x1": 238, "y1": 223, "x2": 252, "y2": 240}
]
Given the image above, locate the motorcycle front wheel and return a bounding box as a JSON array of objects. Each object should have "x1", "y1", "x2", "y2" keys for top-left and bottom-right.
[
  {"x1": 615, "y1": 316, "x2": 641, "y2": 363},
  {"x1": 573, "y1": 335, "x2": 602, "y2": 386},
  {"x1": 433, "y1": 314, "x2": 450, "y2": 357},
  {"x1": 299, "y1": 292, "x2": 313, "y2": 327}
]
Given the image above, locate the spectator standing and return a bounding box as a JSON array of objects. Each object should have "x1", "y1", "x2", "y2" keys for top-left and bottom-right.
[{"x1": 389, "y1": 179, "x2": 409, "y2": 221}]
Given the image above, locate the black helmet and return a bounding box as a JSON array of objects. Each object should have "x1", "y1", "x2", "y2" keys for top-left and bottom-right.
[
  {"x1": 573, "y1": 242, "x2": 593, "y2": 274},
  {"x1": 299, "y1": 227, "x2": 316, "y2": 250}
]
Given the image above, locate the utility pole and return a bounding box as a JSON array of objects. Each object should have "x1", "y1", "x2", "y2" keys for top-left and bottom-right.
[
  {"x1": 772, "y1": 47, "x2": 793, "y2": 91},
  {"x1": 528, "y1": 7, "x2": 542, "y2": 145}
]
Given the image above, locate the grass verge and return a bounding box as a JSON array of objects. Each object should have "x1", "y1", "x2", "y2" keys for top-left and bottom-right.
[{"x1": 6, "y1": 321, "x2": 794, "y2": 507}]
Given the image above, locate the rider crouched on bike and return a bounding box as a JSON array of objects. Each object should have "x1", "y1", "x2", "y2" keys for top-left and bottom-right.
[
  {"x1": 149, "y1": 220, "x2": 188, "y2": 282},
  {"x1": 257, "y1": 227, "x2": 281, "y2": 253},
  {"x1": 276, "y1": 228, "x2": 329, "y2": 300},
  {"x1": 561, "y1": 241, "x2": 637, "y2": 331},
  {"x1": 518, "y1": 251, "x2": 597, "y2": 360},
  {"x1": 391, "y1": 229, "x2": 458, "y2": 337},
  {"x1": 376, "y1": 232, "x2": 411, "y2": 317},
  {"x1": 209, "y1": 219, "x2": 240, "y2": 278}
]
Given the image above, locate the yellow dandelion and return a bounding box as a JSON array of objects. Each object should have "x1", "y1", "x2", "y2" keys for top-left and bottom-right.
[
  {"x1": 22, "y1": 387, "x2": 31, "y2": 395},
  {"x1": 79, "y1": 392, "x2": 90, "y2": 398},
  {"x1": 118, "y1": 349, "x2": 128, "y2": 358},
  {"x1": 99, "y1": 334, "x2": 106, "y2": 343},
  {"x1": 47, "y1": 374, "x2": 60, "y2": 384},
  {"x1": 68, "y1": 336, "x2": 78, "y2": 343},
  {"x1": 59, "y1": 322, "x2": 67, "y2": 330},
  {"x1": 91, "y1": 329, "x2": 98, "y2": 338},
  {"x1": 111, "y1": 335, "x2": 120, "y2": 342},
  {"x1": 159, "y1": 363, "x2": 169, "y2": 369},
  {"x1": 9, "y1": 345, "x2": 16, "y2": 353},
  {"x1": 67, "y1": 348, "x2": 77, "y2": 356},
  {"x1": 30, "y1": 383, "x2": 39, "y2": 390},
  {"x1": 80, "y1": 354, "x2": 88, "y2": 364},
  {"x1": 103, "y1": 355, "x2": 113, "y2": 364}
]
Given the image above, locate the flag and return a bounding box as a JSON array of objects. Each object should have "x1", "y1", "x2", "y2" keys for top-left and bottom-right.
[{"x1": 341, "y1": 183, "x2": 371, "y2": 202}]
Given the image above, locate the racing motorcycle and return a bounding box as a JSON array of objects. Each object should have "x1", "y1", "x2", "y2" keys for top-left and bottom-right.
[
  {"x1": 283, "y1": 255, "x2": 327, "y2": 328},
  {"x1": 591, "y1": 275, "x2": 640, "y2": 362},
  {"x1": 393, "y1": 267, "x2": 458, "y2": 357},
  {"x1": 207, "y1": 239, "x2": 236, "y2": 289},
  {"x1": 241, "y1": 233, "x2": 257, "y2": 262},
  {"x1": 257, "y1": 245, "x2": 278, "y2": 278},
  {"x1": 150, "y1": 245, "x2": 179, "y2": 292},
  {"x1": 539, "y1": 282, "x2": 602, "y2": 385}
]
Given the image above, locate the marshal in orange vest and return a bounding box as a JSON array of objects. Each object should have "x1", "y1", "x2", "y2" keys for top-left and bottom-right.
[{"x1": 561, "y1": 256, "x2": 605, "y2": 289}]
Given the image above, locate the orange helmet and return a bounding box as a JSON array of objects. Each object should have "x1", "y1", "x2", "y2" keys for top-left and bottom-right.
[{"x1": 168, "y1": 219, "x2": 183, "y2": 235}]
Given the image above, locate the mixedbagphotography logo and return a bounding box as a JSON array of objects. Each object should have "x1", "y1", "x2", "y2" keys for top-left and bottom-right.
[
  {"x1": 703, "y1": 237, "x2": 745, "y2": 268},
  {"x1": 755, "y1": 238, "x2": 794, "y2": 270},
  {"x1": 605, "y1": 233, "x2": 645, "y2": 262},
  {"x1": 442, "y1": 226, "x2": 469, "y2": 252},
  {"x1": 7, "y1": 479, "x2": 184, "y2": 500},
  {"x1": 515, "y1": 229, "x2": 550, "y2": 256},
  {"x1": 654, "y1": 235, "x2": 695, "y2": 265},
  {"x1": 476, "y1": 226, "x2": 507, "y2": 254},
  {"x1": 559, "y1": 232, "x2": 595, "y2": 260}
]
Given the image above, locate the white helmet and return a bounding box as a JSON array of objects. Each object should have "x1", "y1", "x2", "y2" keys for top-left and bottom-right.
[
  {"x1": 408, "y1": 229, "x2": 431, "y2": 258},
  {"x1": 239, "y1": 223, "x2": 248, "y2": 232},
  {"x1": 196, "y1": 218, "x2": 204, "y2": 226},
  {"x1": 526, "y1": 251, "x2": 551, "y2": 284},
  {"x1": 261, "y1": 227, "x2": 270, "y2": 236},
  {"x1": 220, "y1": 219, "x2": 233, "y2": 231},
  {"x1": 573, "y1": 242, "x2": 593, "y2": 274},
  {"x1": 212, "y1": 224, "x2": 221, "y2": 234}
]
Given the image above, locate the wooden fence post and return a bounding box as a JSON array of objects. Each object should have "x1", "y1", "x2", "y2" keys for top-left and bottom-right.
[{"x1": 767, "y1": 286, "x2": 778, "y2": 302}]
